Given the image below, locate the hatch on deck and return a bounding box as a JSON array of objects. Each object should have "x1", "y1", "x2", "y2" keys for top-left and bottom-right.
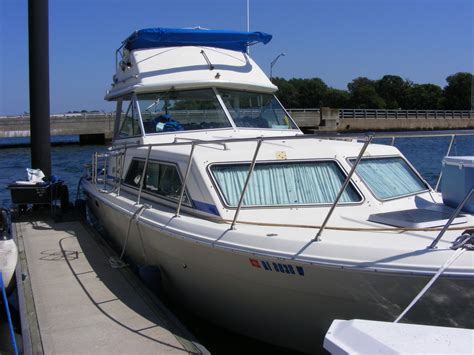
[{"x1": 368, "y1": 208, "x2": 467, "y2": 228}]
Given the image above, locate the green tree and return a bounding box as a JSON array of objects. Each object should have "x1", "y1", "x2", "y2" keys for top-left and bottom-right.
[
  {"x1": 290, "y1": 78, "x2": 328, "y2": 108},
  {"x1": 322, "y1": 88, "x2": 351, "y2": 108},
  {"x1": 404, "y1": 84, "x2": 443, "y2": 109},
  {"x1": 348, "y1": 77, "x2": 386, "y2": 109},
  {"x1": 376, "y1": 75, "x2": 410, "y2": 109},
  {"x1": 443, "y1": 72, "x2": 473, "y2": 109},
  {"x1": 273, "y1": 77, "x2": 299, "y2": 108}
]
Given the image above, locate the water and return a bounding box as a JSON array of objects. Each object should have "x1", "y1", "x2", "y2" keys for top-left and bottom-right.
[{"x1": 0, "y1": 135, "x2": 473, "y2": 354}]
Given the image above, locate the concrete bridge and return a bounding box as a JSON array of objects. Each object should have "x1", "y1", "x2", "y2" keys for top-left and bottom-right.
[
  {"x1": 1, "y1": 109, "x2": 473, "y2": 143},
  {"x1": 0, "y1": 113, "x2": 115, "y2": 144}
]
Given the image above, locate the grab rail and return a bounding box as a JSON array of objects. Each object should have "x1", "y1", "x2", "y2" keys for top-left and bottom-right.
[
  {"x1": 109, "y1": 130, "x2": 474, "y2": 153},
  {"x1": 314, "y1": 135, "x2": 373, "y2": 241},
  {"x1": 231, "y1": 138, "x2": 263, "y2": 230},
  {"x1": 175, "y1": 142, "x2": 196, "y2": 217},
  {"x1": 434, "y1": 134, "x2": 456, "y2": 191},
  {"x1": 91, "y1": 129, "x2": 474, "y2": 229},
  {"x1": 137, "y1": 145, "x2": 152, "y2": 205},
  {"x1": 429, "y1": 188, "x2": 474, "y2": 249}
]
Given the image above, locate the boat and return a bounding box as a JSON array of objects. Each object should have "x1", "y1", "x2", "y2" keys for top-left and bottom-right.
[
  {"x1": 0, "y1": 209, "x2": 18, "y2": 294},
  {"x1": 80, "y1": 27, "x2": 474, "y2": 353},
  {"x1": 324, "y1": 319, "x2": 474, "y2": 354}
]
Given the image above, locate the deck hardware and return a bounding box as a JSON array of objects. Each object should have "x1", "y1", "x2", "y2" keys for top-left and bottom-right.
[
  {"x1": 314, "y1": 135, "x2": 373, "y2": 241},
  {"x1": 200, "y1": 50, "x2": 214, "y2": 70},
  {"x1": 231, "y1": 138, "x2": 263, "y2": 230}
]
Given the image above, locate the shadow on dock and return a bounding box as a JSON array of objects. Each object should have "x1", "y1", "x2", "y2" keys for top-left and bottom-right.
[{"x1": 14, "y1": 209, "x2": 207, "y2": 354}]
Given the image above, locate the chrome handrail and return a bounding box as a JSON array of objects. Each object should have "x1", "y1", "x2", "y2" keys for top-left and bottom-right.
[
  {"x1": 230, "y1": 138, "x2": 263, "y2": 230},
  {"x1": 93, "y1": 129, "x2": 473, "y2": 226},
  {"x1": 175, "y1": 142, "x2": 196, "y2": 217},
  {"x1": 434, "y1": 134, "x2": 456, "y2": 191},
  {"x1": 314, "y1": 135, "x2": 373, "y2": 241},
  {"x1": 429, "y1": 188, "x2": 474, "y2": 249},
  {"x1": 117, "y1": 146, "x2": 127, "y2": 196},
  {"x1": 137, "y1": 145, "x2": 152, "y2": 205},
  {"x1": 109, "y1": 129, "x2": 474, "y2": 153}
]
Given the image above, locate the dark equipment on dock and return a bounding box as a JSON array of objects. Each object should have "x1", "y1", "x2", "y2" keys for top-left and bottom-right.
[{"x1": 7, "y1": 181, "x2": 69, "y2": 213}]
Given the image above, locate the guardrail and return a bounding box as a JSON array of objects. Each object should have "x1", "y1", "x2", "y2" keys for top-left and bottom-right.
[
  {"x1": 339, "y1": 109, "x2": 474, "y2": 119},
  {"x1": 2, "y1": 109, "x2": 473, "y2": 121}
]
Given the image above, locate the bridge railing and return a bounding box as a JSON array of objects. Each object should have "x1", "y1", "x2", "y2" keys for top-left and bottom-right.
[{"x1": 339, "y1": 109, "x2": 474, "y2": 120}]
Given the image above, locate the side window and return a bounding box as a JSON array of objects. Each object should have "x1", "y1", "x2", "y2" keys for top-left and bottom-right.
[
  {"x1": 210, "y1": 161, "x2": 361, "y2": 207},
  {"x1": 124, "y1": 159, "x2": 188, "y2": 203},
  {"x1": 118, "y1": 100, "x2": 142, "y2": 138},
  {"x1": 124, "y1": 159, "x2": 145, "y2": 187}
]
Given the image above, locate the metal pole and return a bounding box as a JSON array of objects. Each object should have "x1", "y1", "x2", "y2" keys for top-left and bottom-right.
[
  {"x1": 429, "y1": 188, "x2": 474, "y2": 249},
  {"x1": 231, "y1": 139, "x2": 262, "y2": 230},
  {"x1": 435, "y1": 134, "x2": 456, "y2": 192},
  {"x1": 314, "y1": 136, "x2": 373, "y2": 241},
  {"x1": 103, "y1": 155, "x2": 108, "y2": 191},
  {"x1": 28, "y1": 0, "x2": 51, "y2": 177},
  {"x1": 117, "y1": 147, "x2": 127, "y2": 196},
  {"x1": 175, "y1": 143, "x2": 196, "y2": 217},
  {"x1": 246, "y1": 0, "x2": 250, "y2": 54},
  {"x1": 137, "y1": 146, "x2": 152, "y2": 205}
]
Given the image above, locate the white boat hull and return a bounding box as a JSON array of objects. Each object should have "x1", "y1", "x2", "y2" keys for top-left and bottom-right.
[{"x1": 85, "y1": 189, "x2": 474, "y2": 353}]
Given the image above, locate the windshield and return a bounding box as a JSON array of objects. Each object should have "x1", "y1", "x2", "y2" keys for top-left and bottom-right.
[
  {"x1": 352, "y1": 157, "x2": 428, "y2": 200},
  {"x1": 218, "y1": 89, "x2": 297, "y2": 130},
  {"x1": 137, "y1": 89, "x2": 231, "y2": 133}
]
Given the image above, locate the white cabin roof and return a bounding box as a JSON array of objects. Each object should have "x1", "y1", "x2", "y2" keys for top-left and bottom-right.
[{"x1": 106, "y1": 46, "x2": 277, "y2": 100}]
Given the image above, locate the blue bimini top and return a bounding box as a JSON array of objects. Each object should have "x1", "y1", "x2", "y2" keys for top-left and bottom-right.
[{"x1": 123, "y1": 27, "x2": 272, "y2": 52}]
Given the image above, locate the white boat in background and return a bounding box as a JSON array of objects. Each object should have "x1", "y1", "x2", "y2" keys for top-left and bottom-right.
[
  {"x1": 0, "y1": 209, "x2": 18, "y2": 293},
  {"x1": 324, "y1": 319, "x2": 474, "y2": 354},
  {"x1": 80, "y1": 27, "x2": 474, "y2": 353}
]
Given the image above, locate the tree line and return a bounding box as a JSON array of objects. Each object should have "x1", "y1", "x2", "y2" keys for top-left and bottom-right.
[{"x1": 272, "y1": 72, "x2": 473, "y2": 110}]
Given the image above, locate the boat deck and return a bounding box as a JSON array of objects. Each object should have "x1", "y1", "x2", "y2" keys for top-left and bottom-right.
[{"x1": 13, "y1": 211, "x2": 207, "y2": 354}]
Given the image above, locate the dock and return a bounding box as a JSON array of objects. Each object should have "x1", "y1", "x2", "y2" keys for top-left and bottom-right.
[{"x1": 13, "y1": 211, "x2": 208, "y2": 354}]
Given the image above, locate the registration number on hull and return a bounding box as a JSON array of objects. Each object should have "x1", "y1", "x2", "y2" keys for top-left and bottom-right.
[{"x1": 249, "y1": 258, "x2": 305, "y2": 276}]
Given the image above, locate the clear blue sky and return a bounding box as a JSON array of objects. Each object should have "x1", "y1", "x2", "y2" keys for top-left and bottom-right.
[{"x1": 0, "y1": 0, "x2": 472, "y2": 115}]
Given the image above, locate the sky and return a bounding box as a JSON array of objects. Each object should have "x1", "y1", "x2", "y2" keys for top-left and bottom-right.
[{"x1": 0, "y1": 0, "x2": 472, "y2": 115}]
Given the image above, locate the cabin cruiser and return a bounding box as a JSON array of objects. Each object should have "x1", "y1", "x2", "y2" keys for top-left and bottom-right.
[{"x1": 81, "y1": 28, "x2": 474, "y2": 353}]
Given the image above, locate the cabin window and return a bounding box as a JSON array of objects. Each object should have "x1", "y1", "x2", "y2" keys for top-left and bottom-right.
[
  {"x1": 352, "y1": 157, "x2": 428, "y2": 200},
  {"x1": 210, "y1": 161, "x2": 361, "y2": 207},
  {"x1": 138, "y1": 89, "x2": 231, "y2": 133},
  {"x1": 124, "y1": 159, "x2": 188, "y2": 203},
  {"x1": 218, "y1": 89, "x2": 297, "y2": 130},
  {"x1": 118, "y1": 100, "x2": 142, "y2": 138}
]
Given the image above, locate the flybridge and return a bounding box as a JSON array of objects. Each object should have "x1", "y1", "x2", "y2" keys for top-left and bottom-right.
[{"x1": 122, "y1": 27, "x2": 272, "y2": 52}]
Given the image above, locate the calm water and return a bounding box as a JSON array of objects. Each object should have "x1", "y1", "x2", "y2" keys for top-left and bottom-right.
[{"x1": 1, "y1": 134, "x2": 473, "y2": 354}]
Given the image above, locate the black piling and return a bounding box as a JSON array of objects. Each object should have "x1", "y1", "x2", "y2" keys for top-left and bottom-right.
[{"x1": 28, "y1": 0, "x2": 52, "y2": 177}]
